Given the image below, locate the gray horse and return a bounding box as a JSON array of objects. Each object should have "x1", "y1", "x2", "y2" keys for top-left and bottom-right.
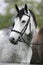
[
  {"x1": 0, "y1": 4, "x2": 39, "y2": 64},
  {"x1": 9, "y1": 4, "x2": 38, "y2": 63}
]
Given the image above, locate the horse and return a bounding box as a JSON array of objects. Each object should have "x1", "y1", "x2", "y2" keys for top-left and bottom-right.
[
  {"x1": 9, "y1": 4, "x2": 39, "y2": 63},
  {"x1": 31, "y1": 27, "x2": 43, "y2": 64}
]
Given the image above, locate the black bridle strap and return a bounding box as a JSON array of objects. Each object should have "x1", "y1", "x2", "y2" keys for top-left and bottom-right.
[
  {"x1": 21, "y1": 16, "x2": 30, "y2": 36},
  {"x1": 20, "y1": 36, "x2": 32, "y2": 47},
  {"x1": 11, "y1": 30, "x2": 22, "y2": 35},
  {"x1": 11, "y1": 15, "x2": 31, "y2": 47},
  {"x1": 11, "y1": 15, "x2": 30, "y2": 36}
]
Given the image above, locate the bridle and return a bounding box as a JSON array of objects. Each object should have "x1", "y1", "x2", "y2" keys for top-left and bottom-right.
[{"x1": 11, "y1": 14, "x2": 32, "y2": 47}]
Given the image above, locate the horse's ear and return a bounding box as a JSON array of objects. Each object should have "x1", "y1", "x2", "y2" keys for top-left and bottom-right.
[
  {"x1": 25, "y1": 4, "x2": 28, "y2": 13},
  {"x1": 15, "y1": 4, "x2": 19, "y2": 12}
]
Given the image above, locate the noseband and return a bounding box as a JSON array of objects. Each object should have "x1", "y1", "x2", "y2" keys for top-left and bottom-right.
[{"x1": 11, "y1": 14, "x2": 32, "y2": 47}]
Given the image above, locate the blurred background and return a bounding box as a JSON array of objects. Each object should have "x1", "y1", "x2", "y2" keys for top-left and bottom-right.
[{"x1": 0, "y1": 0, "x2": 43, "y2": 29}]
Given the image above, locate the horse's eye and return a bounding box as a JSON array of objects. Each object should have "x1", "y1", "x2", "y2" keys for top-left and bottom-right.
[
  {"x1": 22, "y1": 20, "x2": 26, "y2": 23},
  {"x1": 13, "y1": 23, "x2": 15, "y2": 27}
]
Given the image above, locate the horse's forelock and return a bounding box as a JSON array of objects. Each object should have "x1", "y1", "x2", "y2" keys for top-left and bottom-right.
[{"x1": 16, "y1": 8, "x2": 25, "y2": 19}]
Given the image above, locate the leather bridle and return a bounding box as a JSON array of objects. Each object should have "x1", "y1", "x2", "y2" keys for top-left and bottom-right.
[{"x1": 11, "y1": 14, "x2": 32, "y2": 47}]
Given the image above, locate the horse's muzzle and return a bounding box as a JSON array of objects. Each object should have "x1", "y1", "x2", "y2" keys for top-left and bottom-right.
[{"x1": 9, "y1": 37, "x2": 18, "y2": 45}]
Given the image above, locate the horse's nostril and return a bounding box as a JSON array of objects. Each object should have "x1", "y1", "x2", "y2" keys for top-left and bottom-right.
[
  {"x1": 9, "y1": 37, "x2": 18, "y2": 45},
  {"x1": 9, "y1": 37, "x2": 15, "y2": 42},
  {"x1": 12, "y1": 38, "x2": 14, "y2": 41}
]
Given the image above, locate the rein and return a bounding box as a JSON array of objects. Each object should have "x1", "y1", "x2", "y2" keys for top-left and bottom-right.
[{"x1": 11, "y1": 14, "x2": 32, "y2": 47}]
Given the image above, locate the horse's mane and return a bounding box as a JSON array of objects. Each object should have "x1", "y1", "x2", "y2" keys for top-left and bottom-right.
[{"x1": 29, "y1": 9, "x2": 37, "y2": 28}]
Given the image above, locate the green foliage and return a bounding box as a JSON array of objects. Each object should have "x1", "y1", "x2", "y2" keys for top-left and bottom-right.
[
  {"x1": 0, "y1": 14, "x2": 13, "y2": 29},
  {"x1": 37, "y1": 16, "x2": 43, "y2": 28}
]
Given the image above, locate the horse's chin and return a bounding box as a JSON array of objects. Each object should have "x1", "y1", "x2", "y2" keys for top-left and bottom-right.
[
  {"x1": 10, "y1": 41, "x2": 18, "y2": 45},
  {"x1": 12, "y1": 42, "x2": 18, "y2": 45}
]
